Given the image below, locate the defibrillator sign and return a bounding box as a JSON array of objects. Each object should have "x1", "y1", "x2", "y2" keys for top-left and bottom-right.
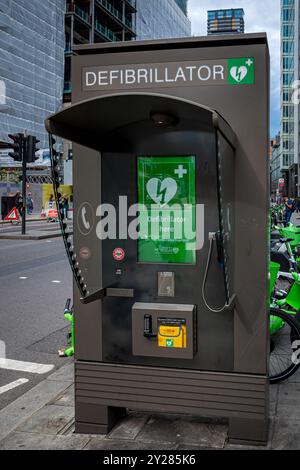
[
  {"x1": 83, "y1": 58, "x2": 255, "y2": 91},
  {"x1": 138, "y1": 156, "x2": 196, "y2": 264}
]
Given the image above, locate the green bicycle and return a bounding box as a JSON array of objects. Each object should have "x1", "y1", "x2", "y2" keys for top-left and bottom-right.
[{"x1": 269, "y1": 261, "x2": 300, "y2": 384}]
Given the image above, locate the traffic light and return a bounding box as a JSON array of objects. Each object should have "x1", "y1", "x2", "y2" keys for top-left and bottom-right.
[
  {"x1": 8, "y1": 133, "x2": 23, "y2": 162},
  {"x1": 26, "y1": 135, "x2": 40, "y2": 163}
]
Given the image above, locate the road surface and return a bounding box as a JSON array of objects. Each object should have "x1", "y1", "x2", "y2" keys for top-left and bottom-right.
[{"x1": 0, "y1": 237, "x2": 72, "y2": 410}]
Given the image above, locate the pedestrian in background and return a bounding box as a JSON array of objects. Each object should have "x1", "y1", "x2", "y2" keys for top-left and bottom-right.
[
  {"x1": 62, "y1": 195, "x2": 69, "y2": 220},
  {"x1": 26, "y1": 193, "x2": 33, "y2": 215},
  {"x1": 284, "y1": 196, "x2": 294, "y2": 226}
]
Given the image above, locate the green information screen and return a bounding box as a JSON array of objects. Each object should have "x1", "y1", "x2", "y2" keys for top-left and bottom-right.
[{"x1": 137, "y1": 156, "x2": 196, "y2": 264}]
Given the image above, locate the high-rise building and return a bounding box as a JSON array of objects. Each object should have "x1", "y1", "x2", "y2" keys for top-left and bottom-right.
[
  {"x1": 207, "y1": 9, "x2": 245, "y2": 36},
  {"x1": 0, "y1": 0, "x2": 65, "y2": 149},
  {"x1": 64, "y1": 1, "x2": 191, "y2": 102},
  {"x1": 270, "y1": 133, "x2": 283, "y2": 198},
  {"x1": 135, "y1": 0, "x2": 190, "y2": 41},
  {"x1": 280, "y1": 0, "x2": 299, "y2": 197},
  {"x1": 64, "y1": 1, "x2": 137, "y2": 102},
  {"x1": 175, "y1": 0, "x2": 188, "y2": 15}
]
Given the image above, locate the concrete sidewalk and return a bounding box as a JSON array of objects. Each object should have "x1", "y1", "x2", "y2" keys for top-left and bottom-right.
[
  {"x1": 0, "y1": 215, "x2": 44, "y2": 225},
  {"x1": 0, "y1": 230, "x2": 66, "y2": 240},
  {"x1": 0, "y1": 362, "x2": 299, "y2": 450}
]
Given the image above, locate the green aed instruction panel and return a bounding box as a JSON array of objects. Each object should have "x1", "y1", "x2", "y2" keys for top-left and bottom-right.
[{"x1": 137, "y1": 156, "x2": 196, "y2": 264}]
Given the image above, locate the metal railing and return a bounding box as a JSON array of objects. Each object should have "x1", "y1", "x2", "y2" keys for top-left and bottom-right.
[
  {"x1": 75, "y1": 5, "x2": 90, "y2": 23},
  {"x1": 66, "y1": 4, "x2": 90, "y2": 24},
  {"x1": 94, "y1": 20, "x2": 120, "y2": 42},
  {"x1": 95, "y1": 0, "x2": 134, "y2": 31}
]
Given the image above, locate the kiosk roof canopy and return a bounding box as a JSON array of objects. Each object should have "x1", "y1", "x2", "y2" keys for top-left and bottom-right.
[{"x1": 45, "y1": 92, "x2": 236, "y2": 152}]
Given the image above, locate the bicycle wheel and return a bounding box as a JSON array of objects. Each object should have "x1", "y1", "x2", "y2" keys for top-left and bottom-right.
[{"x1": 269, "y1": 307, "x2": 300, "y2": 384}]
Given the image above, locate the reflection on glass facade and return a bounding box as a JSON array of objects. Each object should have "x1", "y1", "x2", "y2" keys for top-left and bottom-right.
[
  {"x1": 281, "y1": 0, "x2": 297, "y2": 170},
  {"x1": 0, "y1": 0, "x2": 65, "y2": 148},
  {"x1": 136, "y1": 0, "x2": 191, "y2": 41},
  {"x1": 175, "y1": 0, "x2": 188, "y2": 15}
]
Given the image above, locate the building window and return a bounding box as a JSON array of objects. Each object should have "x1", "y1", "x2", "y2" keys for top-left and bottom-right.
[
  {"x1": 283, "y1": 105, "x2": 294, "y2": 117},
  {"x1": 283, "y1": 73, "x2": 294, "y2": 85},
  {"x1": 283, "y1": 91, "x2": 290, "y2": 101},
  {"x1": 283, "y1": 57, "x2": 294, "y2": 69},
  {"x1": 283, "y1": 41, "x2": 294, "y2": 53},
  {"x1": 282, "y1": 24, "x2": 294, "y2": 37}
]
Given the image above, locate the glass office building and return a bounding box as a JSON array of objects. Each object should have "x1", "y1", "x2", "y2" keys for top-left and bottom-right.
[
  {"x1": 175, "y1": 0, "x2": 188, "y2": 15},
  {"x1": 135, "y1": 0, "x2": 191, "y2": 41},
  {"x1": 0, "y1": 0, "x2": 65, "y2": 149},
  {"x1": 280, "y1": 0, "x2": 299, "y2": 196},
  {"x1": 207, "y1": 9, "x2": 245, "y2": 35}
]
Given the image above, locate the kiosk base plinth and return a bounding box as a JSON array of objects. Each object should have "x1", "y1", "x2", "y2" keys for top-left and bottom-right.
[
  {"x1": 228, "y1": 417, "x2": 269, "y2": 447},
  {"x1": 75, "y1": 403, "x2": 125, "y2": 435}
]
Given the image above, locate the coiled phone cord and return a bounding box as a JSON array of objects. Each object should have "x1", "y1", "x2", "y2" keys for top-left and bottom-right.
[{"x1": 201, "y1": 233, "x2": 231, "y2": 313}]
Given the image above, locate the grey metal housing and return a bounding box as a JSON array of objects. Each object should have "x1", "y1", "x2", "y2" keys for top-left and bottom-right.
[{"x1": 45, "y1": 34, "x2": 270, "y2": 446}]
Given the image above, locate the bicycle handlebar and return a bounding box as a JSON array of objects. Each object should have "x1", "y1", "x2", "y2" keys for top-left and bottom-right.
[{"x1": 65, "y1": 298, "x2": 71, "y2": 311}]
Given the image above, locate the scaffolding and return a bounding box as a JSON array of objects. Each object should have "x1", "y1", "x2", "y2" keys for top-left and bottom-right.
[{"x1": 0, "y1": 0, "x2": 65, "y2": 148}]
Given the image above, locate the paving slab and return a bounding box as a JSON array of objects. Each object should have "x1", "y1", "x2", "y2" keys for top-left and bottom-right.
[
  {"x1": 271, "y1": 418, "x2": 300, "y2": 450},
  {"x1": 16, "y1": 404, "x2": 74, "y2": 435},
  {"x1": 0, "y1": 431, "x2": 89, "y2": 450},
  {"x1": 269, "y1": 384, "x2": 279, "y2": 417},
  {"x1": 107, "y1": 413, "x2": 149, "y2": 441},
  {"x1": 84, "y1": 438, "x2": 176, "y2": 451},
  {"x1": 277, "y1": 382, "x2": 300, "y2": 418},
  {"x1": 0, "y1": 378, "x2": 72, "y2": 442},
  {"x1": 175, "y1": 445, "x2": 215, "y2": 450},
  {"x1": 47, "y1": 363, "x2": 74, "y2": 382},
  {"x1": 287, "y1": 367, "x2": 300, "y2": 383},
  {"x1": 50, "y1": 384, "x2": 74, "y2": 407},
  {"x1": 135, "y1": 414, "x2": 227, "y2": 449},
  {"x1": 224, "y1": 444, "x2": 268, "y2": 450}
]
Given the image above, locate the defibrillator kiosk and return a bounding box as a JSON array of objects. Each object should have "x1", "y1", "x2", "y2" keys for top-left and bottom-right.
[{"x1": 46, "y1": 34, "x2": 270, "y2": 445}]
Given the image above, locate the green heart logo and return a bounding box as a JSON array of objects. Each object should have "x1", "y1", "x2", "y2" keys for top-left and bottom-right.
[
  {"x1": 146, "y1": 178, "x2": 178, "y2": 206},
  {"x1": 230, "y1": 66, "x2": 248, "y2": 83}
]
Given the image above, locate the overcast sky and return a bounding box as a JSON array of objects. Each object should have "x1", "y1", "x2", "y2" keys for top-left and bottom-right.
[{"x1": 188, "y1": 0, "x2": 281, "y2": 136}]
